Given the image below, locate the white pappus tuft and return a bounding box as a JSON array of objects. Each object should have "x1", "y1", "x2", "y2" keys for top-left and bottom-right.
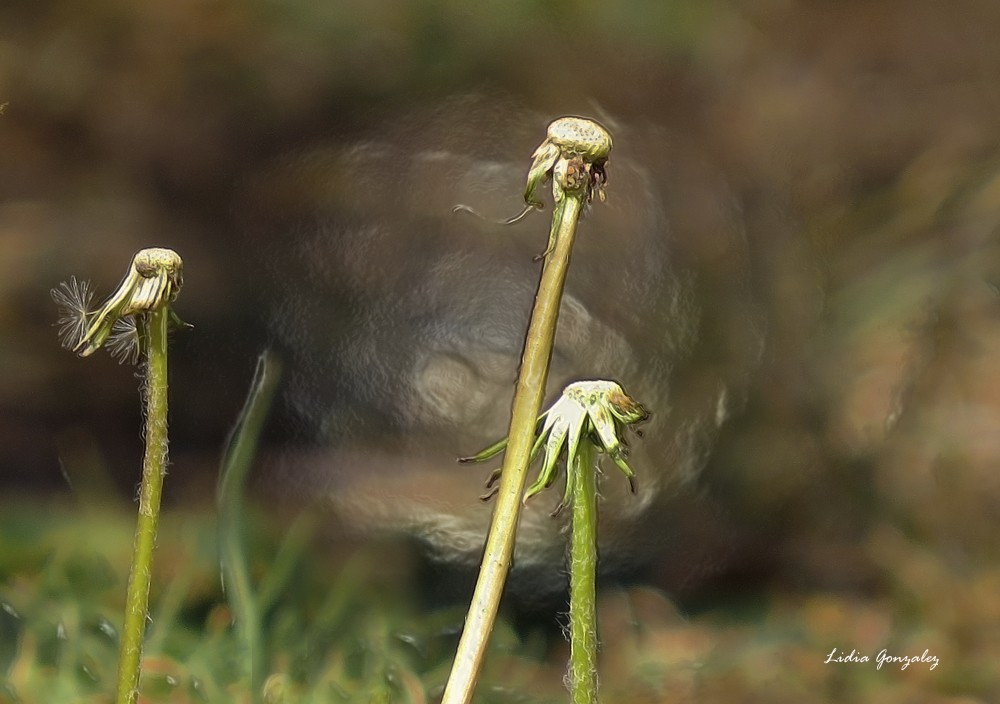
[{"x1": 51, "y1": 277, "x2": 94, "y2": 352}]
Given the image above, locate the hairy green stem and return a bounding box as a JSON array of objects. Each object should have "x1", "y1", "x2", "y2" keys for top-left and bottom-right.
[
  {"x1": 568, "y1": 441, "x2": 599, "y2": 704},
  {"x1": 115, "y1": 307, "x2": 170, "y2": 704},
  {"x1": 218, "y1": 351, "x2": 283, "y2": 699},
  {"x1": 442, "y1": 194, "x2": 584, "y2": 704}
]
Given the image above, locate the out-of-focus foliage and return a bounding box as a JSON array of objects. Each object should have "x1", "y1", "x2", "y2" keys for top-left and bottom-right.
[
  {"x1": 0, "y1": 502, "x2": 494, "y2": 704},
  {"x1": 2, "y1": 502, "x2": 996, "y2": 702}
]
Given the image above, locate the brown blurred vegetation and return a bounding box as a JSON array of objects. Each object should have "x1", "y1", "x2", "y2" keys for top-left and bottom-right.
[{"x1": 2, "y1": 0, "x2": 1000, "y2": 701}]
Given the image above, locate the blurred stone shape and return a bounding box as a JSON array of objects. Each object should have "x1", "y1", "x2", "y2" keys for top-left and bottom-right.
[{"x1": 242, "y1": 95, "x2": 763, "y2": 588}]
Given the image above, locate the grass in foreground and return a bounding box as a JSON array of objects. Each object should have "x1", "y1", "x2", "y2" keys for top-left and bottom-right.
[{"x1": 0, "y1": 495, "x2": 994, "y2": 703}]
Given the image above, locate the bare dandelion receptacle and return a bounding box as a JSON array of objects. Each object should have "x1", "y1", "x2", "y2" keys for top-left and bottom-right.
[{"x1": 52, "y1": 247, "x2": 187, "y2": 363}]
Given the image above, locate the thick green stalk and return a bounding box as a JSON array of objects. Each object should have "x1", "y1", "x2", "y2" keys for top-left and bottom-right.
[
  {"x1": 442, "y1": 194, "x2": 584, "y2": 704},
  {"x1": 115, "y1": 307, "x2": 170, "y2": 704},
  {"x1": 568, "y1": 441, "x2": 599, "y2": 704}
]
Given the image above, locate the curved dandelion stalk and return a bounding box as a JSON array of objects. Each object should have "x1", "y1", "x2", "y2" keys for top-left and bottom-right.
[
  {"x1": 52, "y1": 248, "x2": 188, "y2": 704},
  {"x1": 442, "y1": 118, "x2": 614, "y2": 704}
]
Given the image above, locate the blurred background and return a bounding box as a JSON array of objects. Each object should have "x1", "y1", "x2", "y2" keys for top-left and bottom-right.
[{"x1": 2, "y1": 0, "x2": 1000, "y2": 702}]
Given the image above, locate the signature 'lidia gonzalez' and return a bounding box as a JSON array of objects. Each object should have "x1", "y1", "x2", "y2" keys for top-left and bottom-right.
[{"x1": 825, "y1": 647, "x2": 940, "y2": 671}]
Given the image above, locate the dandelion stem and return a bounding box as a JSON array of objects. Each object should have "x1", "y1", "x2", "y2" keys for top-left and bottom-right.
[
  {"x1": 55, "y1": 247, "x2": 184, "y2": 703},
  {"x1": 115, "y1": 307, "x2": 170, "y2": 704},
  {"x1": 568, "y1": 441, "x2": 599, "y2": 704},
  {"x1": 443, "y1": 191, "x2": 585, "y2": 704}
]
